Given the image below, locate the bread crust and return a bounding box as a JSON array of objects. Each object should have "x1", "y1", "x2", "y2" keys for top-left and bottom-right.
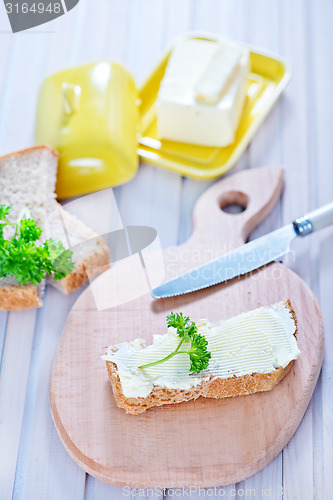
[
  {"x1": 105, "y1": 300, "x2": 298, "y2": 415},
  {"x1": 0, "y1": 144, "x2": 58, "y2": 162},
  {"x1": 0, "y1": 283, "x2": 43, "y2": 311},
  {"x1": 45, "y1": 201, "x2": 111, "y2": 295},
  {"x1": 51, "y1": 243, "x2": 111, "y2": 294}
]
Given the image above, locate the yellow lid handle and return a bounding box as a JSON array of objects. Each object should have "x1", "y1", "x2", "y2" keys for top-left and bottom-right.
[{"x1": 62, "y1": 82, "x2": 81, "y2": 117}]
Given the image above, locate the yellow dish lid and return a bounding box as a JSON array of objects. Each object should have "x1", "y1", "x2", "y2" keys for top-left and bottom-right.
[{"x1": 35, "y1": 61, "x2": 139, "y2": 199}]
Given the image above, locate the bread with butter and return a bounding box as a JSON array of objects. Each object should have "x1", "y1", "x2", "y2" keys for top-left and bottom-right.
[{"x1": 104, "y1": 300, "x2": 299, "y2": 415}]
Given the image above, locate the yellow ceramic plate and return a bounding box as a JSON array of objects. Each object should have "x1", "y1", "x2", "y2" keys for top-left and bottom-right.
[{"x1": 137, "y1": 32, "x2": 291, "y2": 180}]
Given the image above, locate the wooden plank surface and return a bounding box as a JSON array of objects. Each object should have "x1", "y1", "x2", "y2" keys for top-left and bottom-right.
[
  {"x1": 0, "y1": 0, "x2": 331, "y2": 498},
  {"x1": 0, "y1": 311, "x2": 37, "y2": 500},
  {"x1": 280, "y1": 1, "x2": 318, "y2": 497},
  {"x1": 310, "y1": 1, "x2": 333, "y2": 497}
]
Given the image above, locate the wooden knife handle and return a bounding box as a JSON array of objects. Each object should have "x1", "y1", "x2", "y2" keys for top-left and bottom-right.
[{"x1": 188, "y1": 166, "x2": 284, "y2": 253}]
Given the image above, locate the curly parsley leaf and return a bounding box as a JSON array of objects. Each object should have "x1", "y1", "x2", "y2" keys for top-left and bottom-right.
[
  {"x1": 187, "y1": 333, "x2": 211, "y2": 373},
  {"x1": 0, "y1": 205, "x2": 11, "y2": 221},
  {"x1": 45, "y1": 238, "x2": 75, "y2": 280},
  {"x1": 140, "y1": 312, "x2": 211, "y2": 374},
  {"x1": 19, "y1": 218, "x2": 42, "y2": 242},
  {"x1": 0, "y1": 205, "x2": 75, "y2": 285},
  {"x1": 0, "y1": 204, "x2": 12, "y2": 240}
]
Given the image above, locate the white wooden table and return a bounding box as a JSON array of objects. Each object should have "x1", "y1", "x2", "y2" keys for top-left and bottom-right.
[{"x1": 0, "y1": 1, "x2": 332, "y2": 499}]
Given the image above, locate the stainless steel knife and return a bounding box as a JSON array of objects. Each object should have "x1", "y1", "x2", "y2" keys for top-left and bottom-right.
[{"x1": 152, "y1": 202, "x2": 333, "y2": 299}]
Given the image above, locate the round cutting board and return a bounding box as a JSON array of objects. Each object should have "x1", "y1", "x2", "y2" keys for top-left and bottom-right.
[{"x1": 50, "y1": 167, "x2": 324, "y2": 488}]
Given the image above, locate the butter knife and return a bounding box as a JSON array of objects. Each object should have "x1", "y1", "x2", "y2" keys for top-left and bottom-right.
[{"x1": 152, "y1": 202, "x2": 333, "y2": 299}]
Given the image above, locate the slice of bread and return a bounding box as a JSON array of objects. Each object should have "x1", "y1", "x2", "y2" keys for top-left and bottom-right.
[
  {"x1": 0, "y1": 145, "x2": 110, "y2": 310},
  {"x1": 45, "y1": 202, "x2": 110, "y2": 294},
  {"x1": 0, "y1": 145, "x2": 58, "y2": 310},
  {"x1": 104, "y1": 300, "x2": 299, "y2": 415},
  {"x1": 0, "y1": 277, "x2": 45, "y2": 311}
]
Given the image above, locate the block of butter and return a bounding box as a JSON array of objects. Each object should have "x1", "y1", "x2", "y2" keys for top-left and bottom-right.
[{"x1": 156, "y1": 38, "x2": 249, "y2": 147}]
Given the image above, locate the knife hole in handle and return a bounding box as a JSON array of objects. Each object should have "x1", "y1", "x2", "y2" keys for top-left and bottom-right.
[{"x1": 219, "y1": 191, "x2": 248, "y2": 214}]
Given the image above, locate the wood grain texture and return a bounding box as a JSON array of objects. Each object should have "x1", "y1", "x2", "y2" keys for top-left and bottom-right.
[
  {"x1": 310, "y1": 1, "x2": 333, "y2": 496},
  {"x1": 279, "y1": 0, "x2": 320, "y2": 496},
  {"x1": 239, "y1": 4, "x2": 283, "y2": 497},
  {"x1": 0, "y1": 310, "x2": 37, "y2": 499},
  {"x1": 50, "y1": 167, "x2": 324, "y2": 487}
]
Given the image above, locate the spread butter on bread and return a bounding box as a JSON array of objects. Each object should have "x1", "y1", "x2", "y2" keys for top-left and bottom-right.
[{"x1": 103, "y1": 300, "x2": 300, "y2": 415}]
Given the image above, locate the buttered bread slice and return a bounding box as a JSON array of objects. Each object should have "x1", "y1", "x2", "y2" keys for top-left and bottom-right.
[{"x1": 103, "y1": 300, "x2": 300, "y2": 415}]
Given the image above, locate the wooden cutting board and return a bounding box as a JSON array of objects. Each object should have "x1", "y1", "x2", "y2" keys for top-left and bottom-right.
[{"x1": 50, "y1": 166, "x2": 324, "y2": 488}]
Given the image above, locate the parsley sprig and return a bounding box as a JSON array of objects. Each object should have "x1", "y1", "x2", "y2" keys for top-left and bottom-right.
[
  {"x1": 0, "y1": 204, "x2": 74, "y2": 285},
  {"x1": 139, "y1": 312, "x2": 211, "y2": 374}
]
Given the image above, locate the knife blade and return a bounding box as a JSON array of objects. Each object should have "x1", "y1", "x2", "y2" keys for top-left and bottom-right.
[{"x1": 152, "y1": 202, "x2": 333, "y2": 299}]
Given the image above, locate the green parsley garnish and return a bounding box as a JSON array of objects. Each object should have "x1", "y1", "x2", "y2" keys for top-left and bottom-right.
[
  {"x1": 0, "y1": 204, "x2": 75, "y2": 285},
  {"x1": 139, "y1": 312, "x2": 211, "y2": 374}
]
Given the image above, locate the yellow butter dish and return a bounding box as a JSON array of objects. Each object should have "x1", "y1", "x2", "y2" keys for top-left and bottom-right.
[
  {"x1": 138, "y1": 32, "x2": 291, "y2": 180},
  {"x1": 35, "y1": 61, "x2": 139, "y2": 199},
  {"x1": 35, "y1": 33, "x2": 291, "y2": 198}
]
